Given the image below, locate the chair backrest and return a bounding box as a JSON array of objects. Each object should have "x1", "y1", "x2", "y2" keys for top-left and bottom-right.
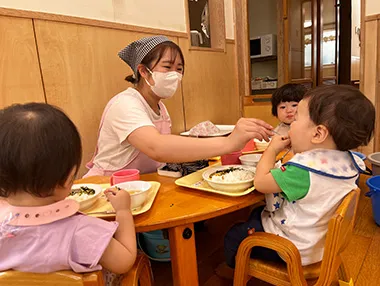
[
  {"x1": 0, "y1": 270, "x2": 103, "y2": 286},
  {"x1": 316, "y1": 188, "x2": 360, "y2": 285},
  {"x1": 0, "y1": 252, "x2": 152, "y2": 286}
]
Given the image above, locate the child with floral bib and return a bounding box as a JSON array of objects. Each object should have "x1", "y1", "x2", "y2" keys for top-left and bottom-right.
[{"x1": 225, "y1": 85, "x2": 375, "y2": 267}]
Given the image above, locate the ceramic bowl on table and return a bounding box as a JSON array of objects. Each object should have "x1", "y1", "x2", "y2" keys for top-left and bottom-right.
[
  {"x1": 254, "y1": 138, "x2": 271, "y2": 150},
  {"x1": 239, "y1": 154, "x2": 282, "y2": 168},
  {"x1": 111, "y1": 181, "x2": 151, "y2": 210},
  {"x1": 202, "y1": 165, "x2": 255, "y2": 193},
  {"x1": 67, "y1": 184, "x2": 103, "y2": 211},
  {"x1": 239, "y1": 154, "x2": 262, "y2": 167}
]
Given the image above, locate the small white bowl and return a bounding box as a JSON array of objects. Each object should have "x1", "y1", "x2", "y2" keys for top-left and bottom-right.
[
  {"x1": 112, "y1": 181, "x2": 151, "y2": 210},
  {"x1": 202, "y1": 165, "x2": 255, "y2": 193},
  {"x1": 254, "y1": 138, "x2": 270, "y2": 150},
  {"x1": 239, "y1": 154, "x2": 262, "y2": 167},
  {"x1": 68, "y1": 184, "x2": 102, "y2": 211}
]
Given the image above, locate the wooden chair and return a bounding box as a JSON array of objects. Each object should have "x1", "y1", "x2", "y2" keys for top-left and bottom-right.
[
  {"x1": 233, "y1": 188, "x2": 360, "y2": 286},
  {"x1": 0, "y1": 252, "x2": 154, "y2": 286}
]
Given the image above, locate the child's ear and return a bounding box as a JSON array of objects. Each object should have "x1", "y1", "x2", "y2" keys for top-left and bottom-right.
[{"x1": 311, "y1": 125, "x2": 329, "y2": 144}]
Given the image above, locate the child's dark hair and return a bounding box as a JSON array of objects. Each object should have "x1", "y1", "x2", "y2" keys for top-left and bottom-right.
[
  {"x1": 0, "y1": 103, "x2": 82, "y2": 198},
  {"x1": 271, "y1": 83, "x2": 306, "y2": 116},
  {"x1": 304, "y1": 85, "x2": 375, "y2": 151},
  {"x1": 126, "y1": 41, "x2": 185, "y2": 84}
]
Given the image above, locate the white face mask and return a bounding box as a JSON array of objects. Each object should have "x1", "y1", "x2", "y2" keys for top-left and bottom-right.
[{"x1": 145, "y1": 68, "x2": 183, "y2": 99}]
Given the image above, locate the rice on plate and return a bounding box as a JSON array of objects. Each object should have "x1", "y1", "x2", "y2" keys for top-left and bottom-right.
[
  {"x1": 67, "y1": 184, "x2": 102, "y2": 210},
  {"x1": 209, "y1": 167, "x2": 254, "y2": 183},
  {"x1": 202, "y1": 165, "x2": 255, "y2": 193}
]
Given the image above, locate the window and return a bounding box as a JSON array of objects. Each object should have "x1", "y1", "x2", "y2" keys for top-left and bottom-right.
[
  {"x1": 186, "y1": 0, "x2": 225, "y2": 51},
  {"x1": 188, "y1": 0, "x2": 211, "y2": 47},
  {"x1": 304, "y1": 29, "x2": 336, "y2": 67}
]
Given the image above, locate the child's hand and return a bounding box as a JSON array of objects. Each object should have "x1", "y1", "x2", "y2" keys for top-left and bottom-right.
[
  {"x1": 228, "y1": 118, "x2": 274, "y2": 150},
  {"x1": 268, "y1": 135, "x2": 291, "y2": 155},
  {"x1": 104, "y1": 188, "x2": 131, "y2": 212}
]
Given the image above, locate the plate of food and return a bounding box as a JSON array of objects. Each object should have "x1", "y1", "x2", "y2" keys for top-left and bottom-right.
[
  {"x1": 202, "y1": 165, "x2": 255, "y2": 193},
  {"x1": 67, "y1": 184, "x2": 103, "y2": 211},
  {"x1": 180, "y1": 121, "x2": 234, "y2": 137}
]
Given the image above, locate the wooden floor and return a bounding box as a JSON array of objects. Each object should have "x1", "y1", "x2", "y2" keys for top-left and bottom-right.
[{"x1": 149, "y1": 175, "x2": 380, "y2": 286}]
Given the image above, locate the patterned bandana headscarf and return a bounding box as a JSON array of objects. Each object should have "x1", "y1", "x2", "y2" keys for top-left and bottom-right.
[{"x1": 118, "y1": 35, "x2": 171, "y2": 77}]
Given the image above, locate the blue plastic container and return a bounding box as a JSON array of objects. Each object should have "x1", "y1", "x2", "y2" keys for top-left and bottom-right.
[
  {"x1": 366, "y1": 176, "x2": 380, "y2": 226},
  {"x1": 138, "y1": 230, "x2": 171, "y2": 261}
]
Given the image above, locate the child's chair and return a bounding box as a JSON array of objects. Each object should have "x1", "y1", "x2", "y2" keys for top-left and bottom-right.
[
  {"x1": 0, "y1": 252, "x2": 154, "y2": 286},
  {"x1": 233, "y1": 188, "x2": 360, "y2": 286}
]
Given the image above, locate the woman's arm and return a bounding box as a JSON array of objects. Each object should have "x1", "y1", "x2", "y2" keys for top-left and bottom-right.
[{"x1": 128, "y1": 118, "x2": 274, "y2": 163}]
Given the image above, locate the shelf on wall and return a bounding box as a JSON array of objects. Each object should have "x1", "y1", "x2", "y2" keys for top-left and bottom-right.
[
  {"x1": 252, "y1": 88, "x2": 277, "y2": 95},
  {"x1": 250, "y1": 55, "x2": 278, "y2": 63},
  {"x1": 244, "y1": 95, "x2": 272, "y2": 106}
]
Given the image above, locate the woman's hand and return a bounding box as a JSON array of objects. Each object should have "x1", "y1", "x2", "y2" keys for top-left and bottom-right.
[
  {"x1": 105, "y1": 188, "x2": 131, "y2": 212},
  {"x1": 267, "y1": 135, "x2": 291, "y2": 155},
  {"x1": 228, "y1": 118, "x2": 274, "y2": 150}
]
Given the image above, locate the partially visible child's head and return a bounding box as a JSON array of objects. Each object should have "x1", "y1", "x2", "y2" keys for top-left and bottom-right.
[
  {"x1": 289, "y1": 85, "x2": 375, "y2": 153},
  {"x1": 271, "y1": 83, "x2": 306, "y2": 124},
  {"x1": 0, "y1": 103, "x2": 82, "y2": 198}
]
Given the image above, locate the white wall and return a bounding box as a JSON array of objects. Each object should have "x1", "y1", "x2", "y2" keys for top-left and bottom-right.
[
  {"x1": 0, "y1": 0, "x2": 115, "y2": 22},
  {"x1": 112, "y1": 0, "x2": 186, "y2": 32},
  {"x1": 0, "y1": 0, "x2": 235, "y2": 39},
  {"x1": 224, "y1": 0, "x2": 235, "y2": 39},
  {"x1": 248, "y1": 0, "x2": 278, "y2": 80},
  {"x1": 248, "y1": 0, "x2": 277, "y2": 38},
  {"x1": 366, "y1": 0, "x2": 380, "y2": 16},
  {"x1": 352, "y1": 0, "x2": 360, "y2": 57}
]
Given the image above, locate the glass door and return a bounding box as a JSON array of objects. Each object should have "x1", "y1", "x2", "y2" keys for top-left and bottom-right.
[
  {"x1": 319, "y1": 0, "x2": 338, "y2": 85},
  {"x1": 288, "y1": 0, "x2": 315, "y2": 89},
  {"x1": 284, "y1": 0, "x2": 347, "y2": 88}
]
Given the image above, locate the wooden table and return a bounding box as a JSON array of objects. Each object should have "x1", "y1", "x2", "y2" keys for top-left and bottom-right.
[{"x1": 76, "y1": 173, "x2": 265, "y2": 286}]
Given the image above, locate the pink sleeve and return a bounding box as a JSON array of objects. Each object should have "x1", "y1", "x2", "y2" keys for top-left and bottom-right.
[{"x1": 68, "y1": 215, "x2": 118, "y2": 273}]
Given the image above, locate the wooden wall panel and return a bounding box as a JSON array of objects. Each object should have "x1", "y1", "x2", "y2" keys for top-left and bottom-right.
[
  {"x1": 244, "y1": 103, "x2": 279, "y2": 127},
  {"x1": 351, "y1": 56, "x2": 360, "y2": 81},
  {"x1": 360, "y1": 20, "x2": 378, "y2": 154},
  {"x1": 0, "y1": 16, "x2": 45, "y2": 107},
  {"x1": 179, "y1": 39, "x2": 240, "y2": 129},
  {"x1": 34, "y1": 20, "x2": 185, "y2": 176}
]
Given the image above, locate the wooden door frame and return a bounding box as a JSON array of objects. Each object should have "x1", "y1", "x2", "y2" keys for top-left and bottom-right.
[
  {"x1": 360, "y1": 0, "x2": 380, "y2": 152},
  {"x1": 337, "y1": 0, "x2": 352, "y2": 84},
  {"x1": 359, "y1": 0, "x2": 365, "y2": 92},
  {"x1": 233, "y1": 0, "x2": 286, "y2": 105},
  {"x1": 233, "y1": 0, "x2": 251, "y2": 110}
]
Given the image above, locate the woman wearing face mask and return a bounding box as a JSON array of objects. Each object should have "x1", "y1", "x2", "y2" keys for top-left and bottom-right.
[{"x1": 84, "y1": 36, "x2": 273, "y2": 177}]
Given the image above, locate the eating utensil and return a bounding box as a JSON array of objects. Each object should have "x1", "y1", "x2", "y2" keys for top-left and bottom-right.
[
  {"x1": 271, "y1": 130, "x2": 292, "y2": 162},
  {"x1": 279, "y1": 148, "x2": 291, "y2": 162}
]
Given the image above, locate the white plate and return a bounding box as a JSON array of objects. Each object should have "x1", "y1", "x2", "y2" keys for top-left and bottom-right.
[
  {"x1": 180, "y1": 125, "x2": 235, "y2": 137},
  {"x1": 67, "y1": 184, "x2": 102, "y2": 211}
]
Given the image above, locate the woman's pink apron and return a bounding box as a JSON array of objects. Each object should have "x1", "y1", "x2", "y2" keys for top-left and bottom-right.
[{"x1": 83, "y1": 94, "x2": 171, "y2": 178}]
